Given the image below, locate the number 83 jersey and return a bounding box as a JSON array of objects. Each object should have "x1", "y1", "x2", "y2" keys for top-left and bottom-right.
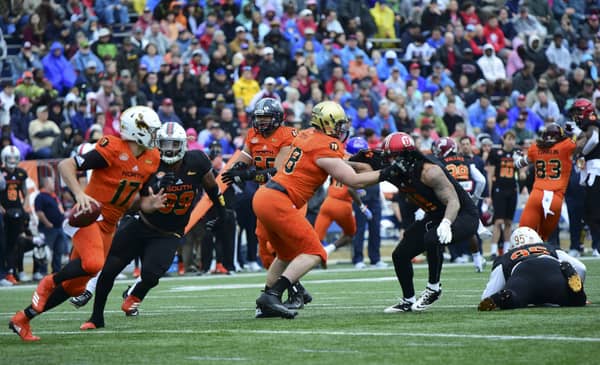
[
  {"x1": 527, "y1": 138, "x2": 575, "y2": 193},
  {"x1": 76, "y1": 135, "x2": 161, "y2": 226},
  {"x1": 141, "y1": 150, "x2": 212, "y2": 235}
]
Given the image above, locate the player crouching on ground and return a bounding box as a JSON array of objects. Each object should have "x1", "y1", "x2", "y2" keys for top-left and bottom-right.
[{"x1": 479, "y1": 227, "x2": 586, "y2": 311}]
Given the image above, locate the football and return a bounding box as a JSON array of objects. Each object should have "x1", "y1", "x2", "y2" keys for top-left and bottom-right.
[{"x1": 67, "y1": 202, "x2": 102, "y2": 227}]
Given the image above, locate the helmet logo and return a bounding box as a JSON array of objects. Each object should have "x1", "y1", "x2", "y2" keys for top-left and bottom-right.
[
  {"x1": 401, "y1": 135, "x2": 413, "y2": 147},
  {"x1": 135, "y1": 113, "x2": 148, "y2": 131}
]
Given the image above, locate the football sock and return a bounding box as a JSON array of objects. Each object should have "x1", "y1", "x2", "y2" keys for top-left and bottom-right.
[
  {"x1": 85, "y1": 273, "x2": 99, "y2": 294},
  {"x1": 271, "y1": 276, "x2": 292, "y2": 298},
  {"x1": 324, "y1": 244, "x2": 336, "y2": 255},
  {"x1": 53, "y1": 259, "x2": 88, "y2": 285},
  {"x1": 503, "y1": 241, "x2": 512, "y2": 251},
  {"x1": 24, "y1": 305, "x2": 38, "y2": 319},
  {"x1": 472, "y1": 252, "x2": 482, "y2": 268},
  {"x1": 405, "y1": 296, "x2": 416, "y2": 303},
  {"x1": 427, "y1": 282, "x2": 440, "y2": 291},
  {"x1": 43, "y1": 285, "x2": 70, "y2": 312},
  {"x1": 490, "y1": 243, "x2": 498, "y2": 256}
]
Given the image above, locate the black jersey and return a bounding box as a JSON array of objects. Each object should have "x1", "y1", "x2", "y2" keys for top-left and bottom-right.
[
  {"x1": 0, "y1": 167, "x2": 27, "y2": 209},
  {"x1": 439, "y1": 154, "x2": 476, "y2": 194},
  {"x1": 140, "y1": 150, "x2": 212, "y2": 236},
  {"x1": 492, "y1": 243, "x2": 559, "y2": 281},
  {"x1": 388, "y1": 155, "x2": 477, "y2": 219},
  {"x1": 487, "y1": 147, "x2": 518, "y2": 190}
]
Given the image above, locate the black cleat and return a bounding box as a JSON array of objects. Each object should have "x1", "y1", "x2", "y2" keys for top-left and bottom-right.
[
  {"x1": 384, "y1": 299, "x2": 413, "y2": 313},
  {"x1": 411, "y1": 286, "x2": 442, "y2": 311},
  {"x1": 560, "y1": 261, "x2": 583, "y2": 293},
  {"x1": 298, "y1": 282, "x2": 313, "y2": 304},
  {"x1": 256, "y1": 290, "x2": 298, "y2": 319},
  {"x1": 69, "y1": 290, "x2": 93, "y2": 308},
  {"x1": 283, "y1": 282, "x2": 306, "y2": 309}
]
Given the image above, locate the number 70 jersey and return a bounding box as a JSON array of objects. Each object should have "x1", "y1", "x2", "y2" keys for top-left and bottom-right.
[
  {"x1": 85, "y1": 135, "x2": 160, "y2": 225},
  {"x1": 527, "y1": 138, "x2": 575, "y2": 193}
]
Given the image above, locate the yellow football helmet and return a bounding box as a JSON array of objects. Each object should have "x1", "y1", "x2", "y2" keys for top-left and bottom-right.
[{"x1": 310, "y1": 101, "x2": 349, "y2": 142}]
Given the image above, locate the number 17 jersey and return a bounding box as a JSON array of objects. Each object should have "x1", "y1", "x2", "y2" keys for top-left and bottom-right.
[{"x1": 84, "y1": 135, "x2": 160, "y2": 225}]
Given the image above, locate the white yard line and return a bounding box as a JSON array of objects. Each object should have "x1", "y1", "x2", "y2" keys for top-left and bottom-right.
[{"x1": 0, "y1": 328, "x2": 598, "y2": 343}]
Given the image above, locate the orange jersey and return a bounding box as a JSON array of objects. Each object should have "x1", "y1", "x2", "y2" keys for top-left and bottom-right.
[
  {"x1": 273, "y1": 128, "x2": 345, "y2": 208},
  {"x1": 245, "y1": 126, "x2": 297, "y2": 170},
  {"x1": 327, "y1": 178, "x2": 352, "y2": 202},
  {"x1": 85, "y1": 135, "x2": 160, "y2": 225},
  {"x1": 527, "y1": 138, "x2": 575, "y2": 192}
]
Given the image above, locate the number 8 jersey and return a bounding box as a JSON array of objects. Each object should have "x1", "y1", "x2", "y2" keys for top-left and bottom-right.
[{"x1": 76, "y1": 135, "x2": 160, "y2": 225}]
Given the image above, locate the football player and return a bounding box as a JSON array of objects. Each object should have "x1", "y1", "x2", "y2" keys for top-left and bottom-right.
[
  {"x1": 0, "y1": 146, "x2": 27, "y2": 284},
  {"x1": 569, "y1": 98, "x2": 600, "y2": 256},
  {"x1": 221, "y1": 98, "x2": 313, "y2": 308},
  {"x1": 378, "y1": 132, "x2": 479, "y2": 313},
  {"x1": 432, "y1": 137, "x2": 488, "y2": 272},
  {"x1": 479, "y1": 227, "x2": 586, "y2": 310},
  {"x1": 80, "y1": 122, "x2": 227, "y2": 329},
  {"x1": 314, "y1": 137, "x2": 373, "y2": 255},
  {"x1": 8, "y1": 106, "x2": 162, "y2": 341},
  {"x1": 251, "y1": 101, "x2": 394, "y2": 318},
  {"x1": 513, "y1": 123, "x2": 576, "y2": 240}
]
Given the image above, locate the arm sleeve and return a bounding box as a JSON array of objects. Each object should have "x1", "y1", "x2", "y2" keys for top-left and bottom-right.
[
  {"x1": 481, "y1": 265, "x2": 506, "y2": 300},
  {"x1": 582, "y1": 129, "x2": 599, "y2": 156},
  {"x1": 75, "y1": 149, "x2": 110, "y2": 171},
  {"x1": 470, "y1": 163, "x2": 485, "y2": 199},
  {"x1": 556, "y1": 250, "x2": 587, "y2": 283}
]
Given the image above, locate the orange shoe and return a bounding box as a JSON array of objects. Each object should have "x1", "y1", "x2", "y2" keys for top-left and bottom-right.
[
  {"x1": 211, "y1": 263, "x2": 228, "y2": 275},
  {"x1": 122, "y1": 295, "x2": 141, "y2": 316},
  {"x1": 133, "y1": 267, "x2": 141, "y2": 278},
  {"x1": 5, "y1": 274, "x2": 18, "y2": 285},
  {"x1": 32, "y1": 274, "x2": 56, "y2": 313},
  {"x1": 80, "y1": 321, "x2": 104, "y2": 330},
  {"x1": 8, "y1": 311, "x2": 40, "y2": 341},
  {"x1": 178, "y1": 262, "x2": 185, "y2": 276}
]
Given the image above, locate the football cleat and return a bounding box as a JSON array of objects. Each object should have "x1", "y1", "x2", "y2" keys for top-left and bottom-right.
[
  {"x1": 122, "y1": 295, "x2": 142, "y2": 317},
  {"x1": 283, "y1": 283, "x2": 305, "y2": 310},
  {"x1": 411, "y1": 286, "x2": 442, "y2": 311},
  {"x1": 383, "y1": 299, "x2": 414, "y2": 313},
  {"x1": 80, "y1": 320, "x2": 104, "y2": 330},
  {"x1": 560, "y1": 261, "x2": 583, "y2": 293},
  {"x1": 133, "y1": 267, "x2": 141, "y2": 278},
  {"x1": 211, "y1": 263, "x2": 229, "y2": 275},
  {"x1": 256, "y1": 290, "x2": 298, "y2": 319},
  {"x1": 8, "y1": 311, "x2": 40, "y2": 341},
  {"x1": 5, "y1": 274, "x2": 18, "y2": 285},
  {"x1": 32, "y1": 274, "x2": 56, "y2": 313},
  {"x1": 178, "y1": 262, "x2": 185, "y2": 276},
  {"x1": 70, "y1": 290, "x2": 93, "y2": 308}
]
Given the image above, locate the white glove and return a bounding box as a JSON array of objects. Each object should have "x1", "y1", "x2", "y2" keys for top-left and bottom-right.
[
  {"x1": 359, "y1": 204, "x2": 373, "y2": 220},
  {"x1": 33, "y1": 234, "x2": 45, "y2": 246},
  {"x1": 436, "y1": 218, "x2": 453, "y2": 245},
  {"x1": 414, "y1": 208, "x2": 425, "y2": 221}
]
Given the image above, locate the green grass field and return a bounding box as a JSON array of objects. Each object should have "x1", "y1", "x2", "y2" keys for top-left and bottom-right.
[{"x1": 1, "y1": 259, "x2": 600, "y2": 365}]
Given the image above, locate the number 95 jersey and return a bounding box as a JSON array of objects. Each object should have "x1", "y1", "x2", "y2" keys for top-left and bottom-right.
[
  {"x1": 141, "y1": 150, "x2": 212, "y2": 235},
  {"x1": 81, "y1": 136, "x2": 160, "y2": 225}
]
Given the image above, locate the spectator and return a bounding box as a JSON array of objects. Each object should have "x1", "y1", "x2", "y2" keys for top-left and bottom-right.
[
  {"x1": 416, "y1": 100, "x2": 448, "y2": 136},
  {"x1": 372, "y1": 99, "x2": 397, "y2": 135},
  {"x1": 257, "y1": 46, "x2": 281, "y2": 83},
  {"x1": 186, "y1": 128, "x2": 203, "y2": 151},
  {"x1": 460, "y1": 2, "x2": 481, "y2": 26},
  {"x1": 115, "y1": 37, "x2": 140, "y2": 75},
  {"x1": 135, "y1": 7, "x2": 154, "y2": 34},
  {"x1": 512, "y1": 61, "x2": 537, "y2": 95},
  {"x1": 35, "y1": 175, "x2": 66, "y2": 276},
  {"x1": 28, "y1": 105, "x2": 60, "y2": 159},
  {"x1": 95, "y1": 78, "x2": 116, "y2": 112},
  {"x1": 513, "y1": 6, "x2": 547, "y2": 39},
  {"x1": 531, "y1": 89, "x2": 561, "y2": 124},
  {"x1": 233, "y1": 66, "x2": 260, "y2": 107},
  {"x1": 50, "y1": 121, "x2": 76, "y2": 158},
  {"x1": 348, "y1": 54, "x2": 369, "y2": 81},
  {"x1": 121, "y1": 79, "x2": 147, "y2": 109},
  {"x1": 442, "y1": 101, "x2": 464, "y2": 136},
  {"x1": 14, "y1": 71, "x2": 44, "y2": 103},
  {"x1": 340, "y1": 34, "x2": 371, "y2": 70},
  {"x1": 404, "y1": 63, "x2": 427, "y2": 93},
  {"x1": 92, "y1": 28, "x2": 118, "y2": 60},
  {"x1": 512, "y1": 112, "x2": 534, "y2": 145},
  {"x1": 9, "y1": 42, "x2": 43, "y2": 84},
  {"x1": 508, "y1": 94, "x2": 544, "y2": 133},
  {"x1": 377, "y1": 50, "x2": 407, "y2": 82},
  {"x1": 95, "y1": 0, "x2": 129, "y2": 31},
  {"x1": 452, "y1": 48, "x2": 483, "y2": 85},
  {"x1": 10, "y1": 97, "x2": 35, "y2": 143},
  {"x1": 468, "y1": 95, "x2": 497, "y2": 131},
  {"x1": 477, "y1": 44, "x2": 506, "y2": 83},
  {"x1": 71, "y1": 39, "x2": 104, "y2": 74},
  {"x1": 75, "y1": 61, "x2": 102, "y2": 94},
  {"x1": 144, "y1": 21, "x2": 170, "y2": 55},
  {"x1": 352, "y1": 104, "x2": 377, "y2": 136},
  {"x1": 483, "y1": 15, "x2": 506, "y2": 54},
  {"x1": 525, "y1": 35, "x2": 549, "y2": 78},
  {"x1": 157, "y1": 98, "x2": 182, "y2": 125},
  {"x1": 248, "y1": 77, "x2": 280, "y2": 111},
  {"x1": 371, "y1": 1, "x2": 396, "y2": 40},
  {"x1": 545, "y1": 31, "x2": 572, "y2": 75},
  {"x1": 404, "y1": 35, "x2": 435, "y2": 66},
  {"x1": 42, "y1": 42, "x2": 76, "y2": 95},
  {"x1": 505, "y1": 37, "x2": 526, "y2": 78}
]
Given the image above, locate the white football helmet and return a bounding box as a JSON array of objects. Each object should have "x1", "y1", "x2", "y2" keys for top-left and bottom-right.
[
  {"x1": 157, "y1": 122, "x2": 187, "y2": 164},
  {"x1": 1, "y1": 145, "x2": 20, "y2": 170},
  {"x1": 510, "y1": 227, "x2": 542, "y2": 247},
  {"x1": 119, "y1": 106, "x2": 161, "y2": 149}
]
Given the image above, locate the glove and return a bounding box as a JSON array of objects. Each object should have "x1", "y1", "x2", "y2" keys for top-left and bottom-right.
[
  {"x1": 157, "y1": 171, "x2": 176, "y2": 190},
  {"x1": 378, "y1": 159, "x2": 404, "y2": 182},
  {"x1": 349, "y1": 149, "x2": 385, "y2": 170},
  {"x1": 436, "y1": 218, "x2": 453, "y2": 245},
  {"x1": 359, "y1": 204, "x2": 372, "y2": 220},
  {"x1": 414, "y1": 208, "x2": 425, "y2": 221},
  {"x1": 33, "y1": 234, "x2": 45, "y2": 246},
  {"x1": 222, "y1": 168, "x2": 256, "y2": 186},
  {"x1": 514, "y1": 155, "x2": 528, "y2": 169},
  {"x1": 565, "y1": 121, "x2": 582, "y2": 138}
]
